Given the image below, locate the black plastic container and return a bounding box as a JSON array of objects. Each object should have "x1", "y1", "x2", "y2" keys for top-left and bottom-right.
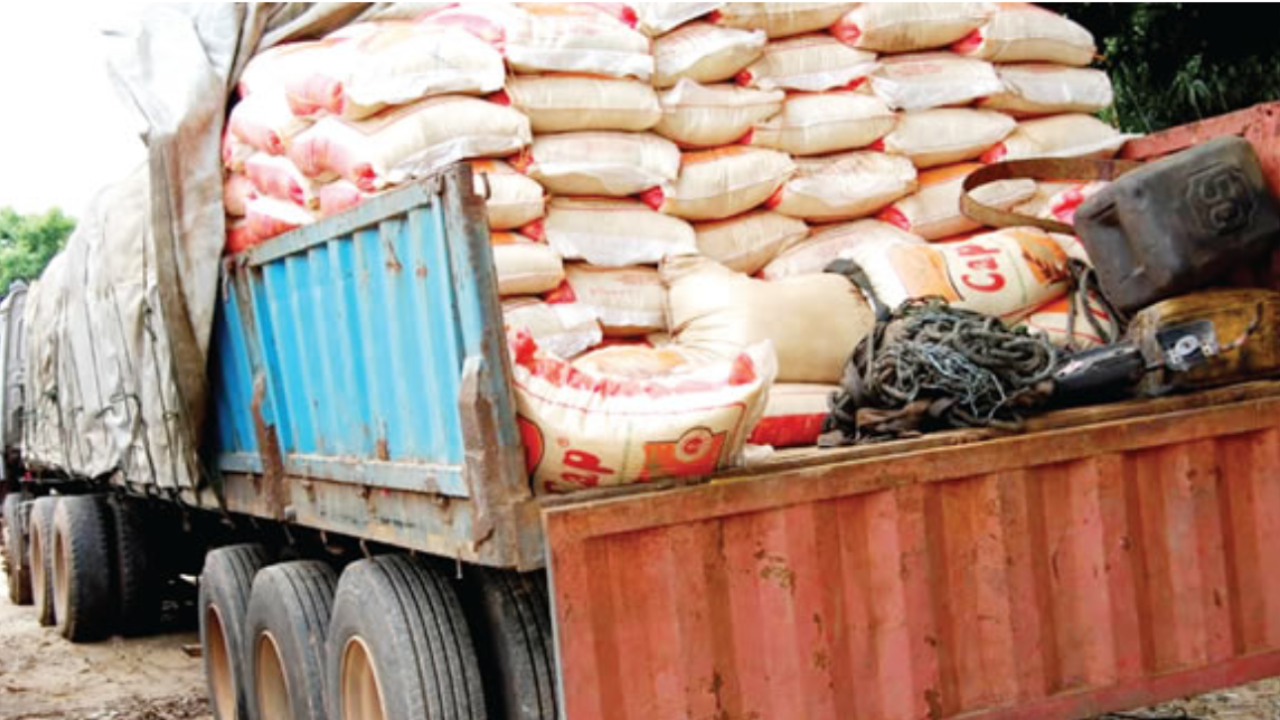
[{"x1": 1075, "y1": 136, "x2": 1280, "y2": 313}]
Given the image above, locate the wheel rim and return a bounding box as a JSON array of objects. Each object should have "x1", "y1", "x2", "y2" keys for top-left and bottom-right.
[
  {"x1": 341, "y1": 636, "x2": 387, "y2": 720},
  {"x1": 51, "y1": 523, "x2": 68, "y2": 622},
  {"x1": 30, "y1": 523, "x2": 44, "y2": 605},
  {"x1": 255, "y1": 631, "x2": 293, "y2": 720},
  {"x1": 206, "y1": 605, "x2": 238, "y2": 720}
]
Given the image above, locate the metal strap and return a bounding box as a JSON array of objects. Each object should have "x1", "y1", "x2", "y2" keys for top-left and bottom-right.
[{"x1": 960, "y1": 158, "x2": 1145, "y2": 233}]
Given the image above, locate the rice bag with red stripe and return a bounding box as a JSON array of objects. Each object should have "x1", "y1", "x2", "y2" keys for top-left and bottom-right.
[
  {"x1": 288, "y1": 96, "x2": 531, "y2": 190},
  {"x1": 748, "y1": 383, "x2": 838, "y2": 448},
  {"x1": 510, "y1": 328, "x2": 774, "y2": 493}
]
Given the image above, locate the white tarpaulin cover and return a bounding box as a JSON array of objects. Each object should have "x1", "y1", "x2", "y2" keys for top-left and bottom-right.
[{"x1": 21, "y1": 4, "x2": 413, "y2": 494}]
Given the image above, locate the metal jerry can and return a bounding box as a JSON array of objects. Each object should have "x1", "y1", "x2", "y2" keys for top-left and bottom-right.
[{"x1": 1075, "y1": 136, "x2": 1280, "y2": 313}]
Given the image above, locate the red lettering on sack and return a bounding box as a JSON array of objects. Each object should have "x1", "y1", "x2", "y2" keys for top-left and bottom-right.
[
  {"x1": 957, "y1": 243, "x2": 1005, "y2": 292},
  {"x1": 956, "y1": 243, "x2": 998, "y2": 257},
  {"x1": 962, "y1": 271, "x2": 1005, "y2": 292},
  {"x1": 559, "y1": 449, "x2": 616, "y2": 488}
]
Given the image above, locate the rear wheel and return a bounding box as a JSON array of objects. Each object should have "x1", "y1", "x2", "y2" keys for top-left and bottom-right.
[
  {"x1": 463, "y1": 569, "x2": 559, "y2": 720},
  {"x1": 326, "y1": 555, "x2": 486, "y2": 720},
  {"x1": 51, "y1": 495, "x2": 116, "y2": 642},
  {"x1": 200, "y1": 544, "x2": 270, "y2": 720},
  {"x1": 109, "y1": 495, "x2": 162, "y2": 636},
  {"x1": 2, "y1": 494, "x2": 31, "y2": 605},
  {"x1": 29, "y1": 496, "x2": 58, "y2": 625},
  {"x1": 245, "y1": 560, "x2": 337, "y2": 720}
]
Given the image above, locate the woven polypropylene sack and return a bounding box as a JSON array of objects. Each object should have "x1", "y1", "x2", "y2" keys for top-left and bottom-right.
[
  {"x1": 653, "y1": 22, "x2": 767, "y2": 88},
  {"x1": 767, "y1": 152, "x2": 918, "y2": 222},
  {"x1": 654, "y1": 80, "x2": 784, "y2": 148},
  {"x1": 694, "y1": 210, "x2": 809, "y2": 275},
  {"x1": 760, "y1": 219, "x2": 924, "y2": 280},
  {"x1": 664, "y1": 255, "x2": 875, "y2": 383},
  {"x1": 979, "y1": 64, "x2": 1114, "y2": 116},
  {"x1": 227, "y1": 92, "x2": 312, "y2": 156},
  {"x1": 491, "y1": 232, "x2": 565, "y2": 296},
  {"x1": 710, "y1": 3, "x2": 855, "y2": 39},
  {"x1": 952, "y1": 4, "x2": 1096, "y2": 66},
  {"x1": 244, "y1": 153, "x2": 321, "y2": 208},
  {"x1": 571, "y1": 343, "x2": 696, "y2": 377},
  {"x1": 833, "y1": 3, "x2": 995, "y2": 53},
  {"x1": 541, "y1": 197, "x2": 697, "y2": 267},
  {"x1": 504, "y1": 4, "x2": 654, "y2": 79},
  {"x1": 635, "y1": 3, "x2": 723, "y2": 37},
  {"x1": 502, "y1": 298, "x2": 603, "y2": 359},
  {"x1": 981, "y1": 114, "x2": 1129, "y2": 162},
  {"x1": 736, "y1": 34, "x2": 878, "y2": 92},
  {"x1": 849, "y1": 226, "x2": 1073, "y2": 321},
  {"x1": 244, "y1": 196, "x2": 316, "y2": 243},
  {"x1": 521, "y1": 132, "x2": 681, "y2": 197},
  {"x1": 472, "y1": 160, "x2": 546, "y2": 230},
  {"x1": 545, "y1": 264, "x2": 669, "y2": 336},
  {"x1": 749, "y1": 92, "x2": 897, "y2": 156},
  {"x1": 878, "y1": 163, "x2": 1036, "y2": 241},
  {"x1": 1012, "y1": 180, "x2": 1109, "y2": 226},
  {"x1": 646, "y1": 146, "x2": 795, "y2": 221},
  {"x1": 878, "y1": 108, "x2": 1016, "y2": 168},
  {"x1": 510, "y1": 329, "x2": 774, "y2": 493},
  {"x1": 223, "y1": 174, "x2": 256, "y2": 218},
  {"x1": 748, "y1": 383, "x2": 838, "y2": 447},
  {"x1": 284, "y1": 22, "x2": 506, "y2": 120},
  {"x1": 870, "y1": 52, "x2": 1003, "y2": 111},
  {"x1": 288, "y1": 96, "x2": 531, "y2": 190},
  {"x1": 500, "y1": 75, "x2": 662, "y2": 133}
]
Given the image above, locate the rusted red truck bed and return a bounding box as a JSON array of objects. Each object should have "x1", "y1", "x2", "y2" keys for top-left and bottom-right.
[{"x1": 544, "y1": 381, "x2": 1280, "y2": 720}]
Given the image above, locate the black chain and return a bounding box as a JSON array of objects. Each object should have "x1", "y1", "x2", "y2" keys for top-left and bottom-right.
[
  {"x1": 822, "y1": 299, "x2": 1060, "y2": 445},
  {"x1": 1063, "y1": 258, "x2": 1128, "y2": 353}
]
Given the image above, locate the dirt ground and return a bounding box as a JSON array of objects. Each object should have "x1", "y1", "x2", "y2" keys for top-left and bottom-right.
[
  {"x1": 1, "y1": 571, "x2": 1279, "y2": 720},
  {"x1": 0, "y1": 573, "x2": 209, "y2": 720}
]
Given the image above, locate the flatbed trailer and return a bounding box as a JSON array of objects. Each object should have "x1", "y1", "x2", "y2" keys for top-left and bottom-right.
[{"x1": 3, "y1": 106, "x2": 1280, "y2": 720}]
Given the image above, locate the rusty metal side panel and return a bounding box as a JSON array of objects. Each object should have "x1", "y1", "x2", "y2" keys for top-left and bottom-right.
[{"x1": 545, "y1": 394, "x2": 1280, "y2": 720}]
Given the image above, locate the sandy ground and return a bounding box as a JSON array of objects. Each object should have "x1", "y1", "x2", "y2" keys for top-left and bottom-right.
[{"x1": 0, "y1": 573, "x2": 209, "y2": 720}]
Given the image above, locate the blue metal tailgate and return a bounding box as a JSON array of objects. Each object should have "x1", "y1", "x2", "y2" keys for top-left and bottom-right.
[{"x1": 208, "y1": 166, "x2": 539, "y2": 568}]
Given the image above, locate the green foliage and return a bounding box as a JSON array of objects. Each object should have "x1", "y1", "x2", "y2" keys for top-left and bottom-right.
[
  {"x1": 0, "y1": 208, "x2": 75, "y2": 295},
  {"x1": 1048, "y1": 3, "x2": 1280, "y2": 133}
]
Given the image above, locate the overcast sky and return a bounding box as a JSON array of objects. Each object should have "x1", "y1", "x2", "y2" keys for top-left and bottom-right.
[{"x1": 0, "y1": 4, "x2": 146, "y2": 217}]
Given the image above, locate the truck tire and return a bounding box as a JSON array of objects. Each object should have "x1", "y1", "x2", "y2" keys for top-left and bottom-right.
[
  {"x1": 109, "y1": 495, "x2": 161, "y2": 636},
  {"x1": 201, "y1": 544, "x2": 270, "y2": 720},
  {"x1": 326, "y1": 555, "x2": 486, "y2": 720},
  {"x1": 29, "y1": 496, "x2": 58, "y2": 625},
  {"x1": 2, "y1": 494, "x2": 32, "y2": 605},
  {"x1": 463, "y1": 569, "x2": 558, "y2": 720},
  {"x1": 52, "y1": 495, "x2": 116, "y2": 642},
  {"x1": 246, "y1": 561, "x2": 337, "y2": 720}
]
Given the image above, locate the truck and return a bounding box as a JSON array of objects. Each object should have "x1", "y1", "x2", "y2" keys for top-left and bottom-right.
[{"x1": 4, "y1": 7, "x2": 1280, "y2": 720}]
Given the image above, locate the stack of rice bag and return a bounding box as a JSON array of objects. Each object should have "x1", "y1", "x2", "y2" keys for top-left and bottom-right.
[{"x1": 217, "y1": 2, "x2": 1131, "y2": 491}]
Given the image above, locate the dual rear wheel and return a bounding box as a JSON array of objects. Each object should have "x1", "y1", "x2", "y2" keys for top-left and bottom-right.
[
  {"x1": 199, "y1": 549, "x2": 556, "y2": 720},
  {"x1": 22, "y1": 494, "x2": 163, "y2": 640}
]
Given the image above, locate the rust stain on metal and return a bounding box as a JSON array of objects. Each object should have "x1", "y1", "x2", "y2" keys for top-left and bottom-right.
[
  {"x1": 924, "y1": 689, "x2": 944, "y2": 720},
  {"x1": 755, "y1": 550, "x2": 795, "y2": 593},
  {"x1": 415, "y1": 262, "x2": 428, "y2": 279},
  {"x1": 375, "y1": 437, "x2": 390, "y2": 461},
  {"x1": 250, "y1": 374, "x2": 288, "y2": 520},
  {"x1": 384, "y1": 241, "x2": 403, "y2": 272}
]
